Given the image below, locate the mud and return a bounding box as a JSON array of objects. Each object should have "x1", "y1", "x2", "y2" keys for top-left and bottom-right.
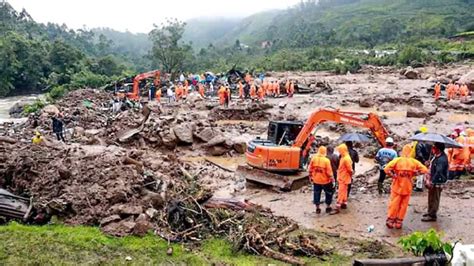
[{"x1": 1, "y1": 63, "x2": 473, "y2": 262}]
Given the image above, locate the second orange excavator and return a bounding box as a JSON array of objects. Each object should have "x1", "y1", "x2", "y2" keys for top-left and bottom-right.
[
  {"x1": 117, "y1": 70, "x2": 160, "y2": 100},
  {"x1": 237, "y1": 108, "x2": 390, "y2": 190}
]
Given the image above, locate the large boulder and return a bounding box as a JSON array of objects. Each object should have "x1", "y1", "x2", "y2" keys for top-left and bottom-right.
[
  {"x1": 173, "y1": 124, "x2": 193, "y2": 144},
  {"x1": 406, "y1": 104, "x2": 437, "y2": 118},
  {"x1": 359, "y1": 97, "x2": 375, "y2": 108},
  {"x1": 194, "y1": 127, "x2": 217, "y2": 142},
  {"x1": 205, "y1": 135, "x2": 226, "y2": 147},
  {"x1": 206, "y1": 145, "x2": 229, "y2": 156},
  {"x1": 402, "y1": 67, "x2": 420, "y2": 79},
  {"x1": 160, "y1": 128, "x2": 178, "y2": 149},
  {"x1": 459, "y1": 69, "x2": 474, "y2": 91},
  {"x1": 42, "y1": 104, "x2": 60, "y2": 115},
  {"x1": 378, "y1": 102, "x2": 395, "y2": 112},
  {"x1": 8, "y1": 102, "x2": 28, "y2": 117}
]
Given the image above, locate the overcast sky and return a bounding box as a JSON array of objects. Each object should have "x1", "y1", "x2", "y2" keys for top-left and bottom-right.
[{"x1": 8, "y1": 0, "x2": 300, "y2": 33}]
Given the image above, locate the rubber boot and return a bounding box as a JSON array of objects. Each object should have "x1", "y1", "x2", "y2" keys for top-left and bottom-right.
[
  {"x1": 394, "y1": 219, "x2": 403, "y2": 229},
  {"x1": 378, "y1": 182, "x2": 384, "y2": 195},
  {"x1": 386, "y1": 218, "x2": 395, "y2": 229}
]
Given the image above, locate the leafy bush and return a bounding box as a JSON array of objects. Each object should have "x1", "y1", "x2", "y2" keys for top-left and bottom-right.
[
  {"x1": 22, "y1": 99, "x2": 46, "y2": 115},
  {"x1": 397, "y1": 46, "x2": 426, "y2": 66},
  {"x1": 48, "y1": 86, "x2": 67, "y2": 100},
  {"x1": 398, "y1": 229, "x2": 453, "y2": 257},
  {"x1": 70, "y1": 70, "x2": 111, "y2": 89}
]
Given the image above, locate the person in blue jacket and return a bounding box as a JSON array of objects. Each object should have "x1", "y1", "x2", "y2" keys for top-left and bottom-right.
[{"x1": 375, "y1": 137, "x2": 398, "y2": 194}]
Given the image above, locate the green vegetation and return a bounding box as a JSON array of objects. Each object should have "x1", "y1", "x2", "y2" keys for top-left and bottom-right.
[
  {"x1": 186, "y1": 0, "x2": 474, "y2": 73},
  {"x1": 0, "y1": 223, "x2": 356, "y2": 265},
  {"x1": 0, "y1": 2, "x2": 134, "y2": 97},
  {"x1": 1, "y1": 0, "x2": 474, "y2": 98},
  {"x1": 399, "y1": 229, "x2": 454, "y2": 257},
  {"x1": 22, "y1": 99, "x2": 46, "y2": 115}
]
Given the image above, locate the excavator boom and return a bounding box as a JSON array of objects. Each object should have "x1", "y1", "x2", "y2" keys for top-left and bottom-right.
[
  {"x1": 126, "y1": 70, "x2": 160, "y2": 100},
  {"x1": 240, "y1": 108, "x2": 390, "y2": 190}
]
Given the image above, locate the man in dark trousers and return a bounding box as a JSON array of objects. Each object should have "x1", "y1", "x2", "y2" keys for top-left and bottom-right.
[
  {"x1": 52, "y1": 115, "x2": 65, "y2": 142},
  {"x1": 345, "y1": 141, "x2": 359, "y2": 197},
  {"x1": 422, "y1": 142, "x2": 448, "y2": 222}
]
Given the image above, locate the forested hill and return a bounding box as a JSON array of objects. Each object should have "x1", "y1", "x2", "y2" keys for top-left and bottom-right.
[
  {"x1": 0, "y1": 2, "x2": 141, "y2": 96},
  {"x1": 186, "y1": 0, "x2": 474, "y2": 49}
]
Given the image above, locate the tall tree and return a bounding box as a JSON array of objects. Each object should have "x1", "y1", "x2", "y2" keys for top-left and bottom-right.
[{"x1": 149, "y1": 18, "x2": 192, "y2": 76}]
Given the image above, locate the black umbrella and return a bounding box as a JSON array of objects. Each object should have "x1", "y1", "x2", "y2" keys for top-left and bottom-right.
[
  {"x1": 338, "y1": 132, "x2": 371, "y2": 143},
  {"x1": 409, "y1": 133, "x2": 463, "y2": 148}
]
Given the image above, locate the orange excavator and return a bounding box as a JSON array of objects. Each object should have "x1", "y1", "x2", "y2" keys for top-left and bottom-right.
[
  {"x1": 237, "y1": 108, "x2": 389, "y2": 190},
  {"x1": 117, "y1": 70, "x2": 160, "y2": 100}
]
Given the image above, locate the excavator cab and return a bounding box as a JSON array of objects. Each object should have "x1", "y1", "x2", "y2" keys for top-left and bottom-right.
[
  {"x1": 267, "y1": 121, "x2": 304, "y2": 146},
  {"x1": 240, "y1": 120, "x2": 308, "y2": 191}
]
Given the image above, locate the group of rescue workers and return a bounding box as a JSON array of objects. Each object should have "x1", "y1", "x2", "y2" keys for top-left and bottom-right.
[
  {"x1": 148, "y1": 72, "x2": 297, "y2": 106},
  {"x1": 433, "y1": 81, "x2": 470, "y2": 101},
  {"x1": 308, "y1": 126, "x2": 474, "y2": 229}
]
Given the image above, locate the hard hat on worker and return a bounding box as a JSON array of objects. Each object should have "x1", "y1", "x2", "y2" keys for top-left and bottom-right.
[
  {"x1": 419, "y1": 126, "x2": 428, "y2": 133},
  {"x1": 386, "y1": 137, "x2": 394, "y2": 144}
]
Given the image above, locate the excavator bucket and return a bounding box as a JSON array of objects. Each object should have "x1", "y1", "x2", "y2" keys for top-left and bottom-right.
[{"x1": 236, "y1": 165, "x2": 309, "y2": 191}]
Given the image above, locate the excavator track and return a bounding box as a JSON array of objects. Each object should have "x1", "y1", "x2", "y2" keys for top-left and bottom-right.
[{"x1": 236, "y1": 165, "x2": 309, "y2": 191}]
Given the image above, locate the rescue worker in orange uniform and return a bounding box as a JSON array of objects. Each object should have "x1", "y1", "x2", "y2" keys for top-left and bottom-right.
[
  {"x1": 274, "y1": 80, "x2": 280, "y2": 96},
  {"x1": 198, "y1": 82, "x2": 205, "y2": 98},
  {"x1": 250, "y1": 83, "x2": 257, "y2": 99},
  {"x1": 466, "y1": 128, "x2": 474, "y2": 171},
  {"x1": 330, "y1": 144, "x2": 353, "y2": 214},
  {"x1": 289, "y1": 81, "x2": 295, "y2": 98},
  {"x1": 453, "y1": 83, "x2": 460, "y2": 98},
  {"x1": 308, "y1": 146, "x2": 335, "y2": 214},
  {"x1": 262, "y1": 80, "x2": 268, "y2": 96},
  {"x1": 447, "y1": 81, "x2": 454, "y2": 100},
  {"x1": 460, "y1": 83, "x2": 469, "y2": 101},
  {"x1": 448, "y1": 132, "x2": 470, "y2": 179},
  {"x1": 183, "y1": 84, "x2": 189, "y2": 98},
  {"x1": 257, "y1": 85, "x2": 265, "y2": 101},
  {"x1": 285, "y1": 79, "x2": 290, "y2": 95},
  {"x1": 218, "y1": 85, "x2": 226, "y2": 106},
  {"x1": 384, "y1": 144, "x2": 428, "y2": 229},
  {"x1": 155, "y1": 87, "x2": 162, "y2": 103},
  {"x1": 175, "y1": 84, "x2": 183, "y2": 101},
  {"x1": 434, "y1": 82, "x2": 441, "y2": 101},
  {"x1": 238, "y1": 81, "x2": 244, "y2": 99}
]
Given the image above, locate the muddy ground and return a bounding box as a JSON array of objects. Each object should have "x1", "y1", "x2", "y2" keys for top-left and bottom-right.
[{"x1": 1, "y1": 63, "x2": 473, "y2": 262}]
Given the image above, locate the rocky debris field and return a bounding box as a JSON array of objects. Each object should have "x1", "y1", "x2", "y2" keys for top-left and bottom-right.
[{"x1": 1, "y1": 63, "x2": 473, "y2": 263}]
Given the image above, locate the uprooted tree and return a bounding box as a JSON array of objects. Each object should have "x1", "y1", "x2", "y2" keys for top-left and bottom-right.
[{"x1": 149, "y1": 18, "x2": 193, "y2": 78}]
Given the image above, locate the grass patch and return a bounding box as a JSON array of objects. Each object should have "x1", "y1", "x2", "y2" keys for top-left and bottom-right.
[{"x1": 0, "y1": 222, "x2": 390, "y2": 265}]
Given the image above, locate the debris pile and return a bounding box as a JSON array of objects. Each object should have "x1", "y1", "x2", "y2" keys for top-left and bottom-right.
[
  {"x1": 209, "y1": 102, "x2": 273, "y2": 121},
  {"x1": 0, "y1": 141, "x2": 330, "y2": 264}
]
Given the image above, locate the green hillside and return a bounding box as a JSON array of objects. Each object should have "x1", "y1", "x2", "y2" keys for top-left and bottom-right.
[
  {"x1": 205, "y1": 0, "x2": 474, "y2": 49},
  {"x1": 0, "y1": 1, "x2": 137, "y2": 96}
]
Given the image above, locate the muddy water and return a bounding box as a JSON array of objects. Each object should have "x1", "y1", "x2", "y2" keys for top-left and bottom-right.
[{"x1": 0, "y1": 94, "x2": 44, "y2": 123}]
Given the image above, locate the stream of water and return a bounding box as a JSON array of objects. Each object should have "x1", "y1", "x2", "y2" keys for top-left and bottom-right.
[{"x1": 0, "y1": 94, "x2": 44, "y2": 123}]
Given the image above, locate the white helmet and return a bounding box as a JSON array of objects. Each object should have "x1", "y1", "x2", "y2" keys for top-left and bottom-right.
[{"x1": 386, "y1": 137, "x2": 394, "y2": 144}]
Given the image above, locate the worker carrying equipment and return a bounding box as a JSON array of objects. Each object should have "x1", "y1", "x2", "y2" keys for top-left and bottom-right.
[
  {"x1": 384, "y1": 144, "x2": 428, "y2": 229},
  {"x1": 237, "y1": 108, "x2": 389, "y2": 191}
]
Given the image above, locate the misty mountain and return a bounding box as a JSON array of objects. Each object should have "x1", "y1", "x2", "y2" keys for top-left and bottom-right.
[{"x1": 182, "y1": 17, "x2": 241, "y2": 49}]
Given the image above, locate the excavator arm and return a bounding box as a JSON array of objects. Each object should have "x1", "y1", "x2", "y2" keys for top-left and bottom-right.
[
  {"x1": 240, "y1": 108, "x2": 390, "y2": 191},
  {"x1": 294, "y1": 109, "x2": 389, "y2": 149},
  {"x1": 129, "y1": 70, "x2": 160, "y2": 100}
]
